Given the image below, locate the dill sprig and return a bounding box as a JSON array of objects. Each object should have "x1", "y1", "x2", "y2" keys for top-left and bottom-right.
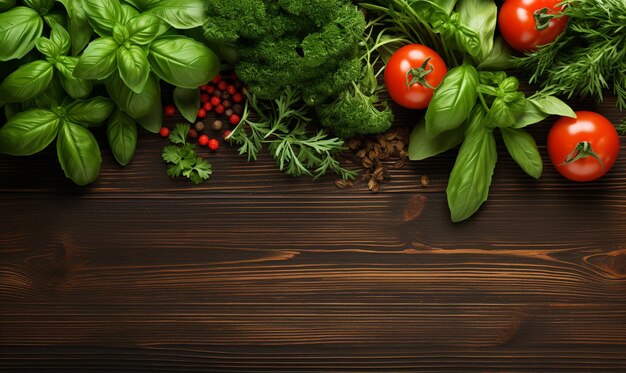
[
  {"x1": 515, "y1": 0, "x2": 626, "y2": 110},
  {"x1": 227, "y1": 89, "x2": 358, "y2": 181}
]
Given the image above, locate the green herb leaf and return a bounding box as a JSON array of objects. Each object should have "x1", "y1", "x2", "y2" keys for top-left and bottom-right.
[
  {"x1": 477, "y1": 36, "x2": 513, "y2": 71},
  {"x1": 106, "y1": 108, "x2": 137, "y2": 166},
  {"x1": 0, "y1": 109, "x2": 61, "y2": 156},
  {"x1": 513, "y1": 100, "x2": 549, "y2": 129},
  {"x1": 408, "y1": 117, "x2": 465, "y2": 161},
  {"x1": 23, "y1": 0, "x2": 54, "y2": 13},
  {"x1": 126, "y1": 13, "x2": 167, "y2": 45},
  {"x1": 35, "y1": 37, "x2": 60, "y2": 59},
  {"x1": 458, "y1": 0, "x2": 497, "y2": 62},
  {"x1": 0, "y1": 60, "x2": 54, "y2": 104},
  {"x1": 148, "y1": 36, "x2": 220, "y2": 89},
  {"x1": 55, "y1": 56, "x2": 94, "y2": 99},
  {"x1": 136, "y1": 104, "x2": 162, "y2": 133},
  {"x1": 446, "y1": 109, "x2": 497, "y2": 222},
  {"x1": 57, "y1": 0, "x2": 93, "y2": 55},
  {"x1": 117, "y1": 45, "x2": 150, "y2": 94},
  {"x1": 183, "y1": 158, "x2": 212, "y2": 184},
  {"x1": 501, "y1": 128, "x2": 543, "y2": 179},
  {"x1": 81, "y1": 0, "x2": 123, "y2": 36},
  {"x1": 74, "y1": 36, "x2": 120, "y2": 80},
  {"x1": 106, "y1": 72, "x2": 161, "y2": 120},
  {"x1": 0, "y1": 7, "x2": 44, "y2": 61},
  {"x1": 531, "y1": 95, "x2": 577, "y2": 118},
  {"x1": 169, "y1": 123, "x2": 189, "y2": 145},
  {"x1": 56, "y1": 121, "x2": 102, "y2": 186},
  {"x1": 49, "y1": 24, "x2": 71, "y2": 56},
  {"x1": 0, "y1": 0, "x2": 15, "y2": 11},
  {"x1": 484, "y1": 93, "x2": 526, "y2": 128},
  {"x1": 146, "y1": 0, "x2": 206, "y2": 29},
  {"x1": 425, "y1": 64, "x2": 479, "y2": 137},
  {"x1": 66, "y1": 96, "x2": 114, "y2": 126},
  {"x1": 173, "y1": 87, "x2": 200, "y2": 123}
]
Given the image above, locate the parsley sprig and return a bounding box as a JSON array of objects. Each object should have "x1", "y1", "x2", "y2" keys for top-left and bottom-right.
[
  {"x1": 162, "y1": 124, "x2": 212, "y2": 184},
  {"x1": 227, "y1": 89, "x2": 357, "y2": 180}
]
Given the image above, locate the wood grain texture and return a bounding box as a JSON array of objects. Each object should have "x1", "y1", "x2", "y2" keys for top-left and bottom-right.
[{"x1": 1, "y1": 87, "x2": 626, "y2": 371}]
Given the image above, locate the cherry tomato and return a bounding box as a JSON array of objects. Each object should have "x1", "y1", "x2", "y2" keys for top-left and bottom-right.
[
  {"x1": 198, "y1": 135, "x2": 209, "y2": 146},
  {"x1": 547, "y1": 111, "x2": 620, "y2": 182},
  {"x1": 384, "y1": 44, "x2": 447, "y2": 109},
  {"x1": 197, "y1": 108, "x2": 207, "y2": 119},
  {"x1": 208, "y1": 138, "x2": 219, "y2": 151},
  {"x1": 159, "y1": 127, "x2": 170, "y2": 138},
  {"x1": 499, "y1": 0, "x2": 568, "y2": 52}
]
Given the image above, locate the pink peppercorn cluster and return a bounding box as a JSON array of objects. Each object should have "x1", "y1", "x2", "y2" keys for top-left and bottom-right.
[{"x1": 160, "y1": 71, "x2": 247, "y2": 152}]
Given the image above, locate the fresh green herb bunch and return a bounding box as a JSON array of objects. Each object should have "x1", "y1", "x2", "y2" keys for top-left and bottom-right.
[
  {"x1": 163, "y1": 124, "x2": 212, "y2": 184},
  {"x1": 227, "y1": 89, "x2": 358, "y2": 181},
  {"x1": 516, "y1": 0, "x2": 626, "y2": 110},
  {"x1": 203, "y1": 0, "x2": 393, "y2": 142}
]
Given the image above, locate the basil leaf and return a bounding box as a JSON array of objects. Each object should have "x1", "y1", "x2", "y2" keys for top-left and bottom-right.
[
  {"x1": 458, "y1": 0, "x2": 497, "y2": 62},
  {"x1": 408, "y1": 117, "x2": 465, "y2": 161},
  {"x1": 425, "y1": 64, "x2": 478, "y2": 137},
  {"x1": 409, "y1": 1, "x2": 449, "y2": 25},
  {"x1": 66, "y1": 96, "x2": 114, "y2": 126},
  {"x1": 148, "y1": 36, "x2": 220, "y2": 89},
  {"x1": 0, "y1": 0, "x2": 15, "y2": 11},
  {"x1": 478, "y1": 71, "x2": 507, "y2": 86},
  {"x1": 49, "y1": 24, "x2": 71, "y2": 56},
  {"x1": 173, "y1": 87, "x2": 200, "y2": 123},
  {"x1": 23, "y1": 0, "x2": 54, "y2": 13},
  {"x1": 136, "y1": 104, "x2": 162, "y2": 133},
  {"x1": 82, "y1": 0, "x2": 123, "y2": 36},
  {"x1": 123, "y1": 0, "x2": 159, "y2": 10},
  {"x1": 33, "y1": 76, "x2": 66, "y2": 108},
  {"x1": 146, "y1": 0, "x2": 206, "y2": 29},
  {"x1": 484, "y1": 94, "x2": 526, "y2": 128},
  {"x1": 0, "y1": 60, "x2": 54, "y2": 104},
  {"x1": 106, "y1": 72, "x2": 160, "y2": 119},
  {"x1": 120, "y1": 3, "x2": 140, "y2": 23},
  {"x1": 57, "y1": 0, "x2": 92, "y2": 55},
  {"x1": 56, "y1": 121, "x2": 102, "y2": 186},
  {"x1": 446, "y1": 109, "x2": 497, "y2": 223},
  {"x1": 501, "y1": 128, "x2": 543, "y2": 179},
  {"x1": 117, "y1": 45, "x2": 150, "y2": 93},
  {"x1": 44, "y1": 13, "x2": 67, "y2": 29},
  {"x1": 438, "y1": 0, "x2": 457, "y2": 14},
  {"x1": 126, "y1": 13, "x2": 166, "y2": 45},
  {"x1": 0, "y1": 109, "x2": 61, "y2": 155},
  {"x1": 512, "y1": 100, "x2": 549, "y2": 129},
  {"x1": 56, "y1": 56, "x2": 93, "y2": 99},
  {"x1": 0, "y1": 7, "x2": 44, "y2": 61},
  {"x1": 74, "y1": 37, "x2": 119, "y2": 80},
  {"x1": 35, "y1": 37, "x2": 60, "y2": 59},
  {"x1": 107, "y1": 108, "x2": 137, "y2": 166},
  {"x1": 4, "y1": 104, "x2": 21, "y2": 120},
  {"x1": 477, "y1": 36, "x2": 513, "y2": 71},
  {"x1": 531, "y1": 95, "x2": 577, "y2": 118}
]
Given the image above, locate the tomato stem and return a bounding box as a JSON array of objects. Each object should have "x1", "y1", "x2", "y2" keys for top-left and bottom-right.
[
  {"x1": 534, "y1": 7, "x2": 555, "y2": 31},
  {"x1": 561, "y1": 141, "x2": 605, "y2": 171},
  {"x1": 405, "y1": 57, "x2": 435, "y2": 89}
]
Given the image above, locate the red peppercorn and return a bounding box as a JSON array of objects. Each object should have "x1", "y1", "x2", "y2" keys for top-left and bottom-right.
[
  {"x1": 226, "y1": 85, "x2": 236, "y2": 95},
  {"x1": 206, "y1": 85, "x2": 215, "y2": 94},
  {"x1": 164, "y1": 104, "x2": 176, "y2": 116},
  {"x1": 198, "y1": 134, "x2": 209, "y2": 146},
  {"x1": 201, "y1": 93, "x2": 210, "y2": 102},
  {"x1": 232, "y1": 92, "x2": 244, "y2": 103},
  {"x1": 229, "y1": 114, "x2": 241, "y2": 125},
  {"x1": 222, "y1": 130, "x2": 232, "y2": 140},
  {"x1": 203, "y1": 102, "x2": 213, "y2": 111},
  {"x1": 210, "y1": 96, "x2": 221, "y2": 106},
  {"x1": 211, "y1": 74, "x2": 222, "y2": 84},
  {"x1": 214, "y1": 104, "x2": 225, "y2": 114},
  {"x1": 159, "y1": 126, "x2": 170, "y2": 137},
  {"x1": 200, "y1": 84, "x2": 210, "y2": 92},
  {"x1": 217, "y1": 80, "x2": 228, "y2": 91},
  {"x1": 188, "y1": 128, "x2": 198, "y2": 139},
  {"x1": 197, "y1": 108, "x2": 207, "y2": 119},
  {"x1": 208, "y1": 138, "x2": 219, "y2": 151}
]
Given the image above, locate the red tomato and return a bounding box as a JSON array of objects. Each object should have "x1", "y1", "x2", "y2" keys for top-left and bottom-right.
[
  {"x1": 547, "y1": 111, "x2": 620, "y2": 182},
  {"x1": 384, "y1": 44, "x2": 447, "y2": 110},
  {"x1": 499, "y1": 0, "x2": 568, "y2": 52}
]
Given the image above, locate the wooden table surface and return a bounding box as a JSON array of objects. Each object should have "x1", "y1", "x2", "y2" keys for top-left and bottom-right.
[{"x1": 1, "y1": 90, "x2": 625, "y2": 372}]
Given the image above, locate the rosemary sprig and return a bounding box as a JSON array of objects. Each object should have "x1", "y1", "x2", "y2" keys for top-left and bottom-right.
[
  {"x1": 227, "y1": 89, "x2": 358, "y2": 180},
  {"x1": 515, "y1": 0, "x2": 626, "y2": 110}
]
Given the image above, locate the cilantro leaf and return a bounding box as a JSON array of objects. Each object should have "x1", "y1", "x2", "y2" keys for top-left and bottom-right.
[{"x1": 169, "y1": 124, "x2": 190, "y2": 145}]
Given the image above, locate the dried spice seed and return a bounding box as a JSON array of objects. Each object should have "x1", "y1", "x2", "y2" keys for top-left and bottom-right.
[
  {"x1": 335, "y1": 179, "x2": 353, "y2": 189},
  {"x1": 421, "y1": 175, "x2": 430, "y2": 187}
]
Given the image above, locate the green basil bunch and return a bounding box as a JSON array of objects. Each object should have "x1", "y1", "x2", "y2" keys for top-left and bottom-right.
[
  {"x1": 410, "y1": 65, "x2": 576, "y2": 222},
  {"x1": 0, "y1": 0, "x2": 220, "y2": 185}
]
